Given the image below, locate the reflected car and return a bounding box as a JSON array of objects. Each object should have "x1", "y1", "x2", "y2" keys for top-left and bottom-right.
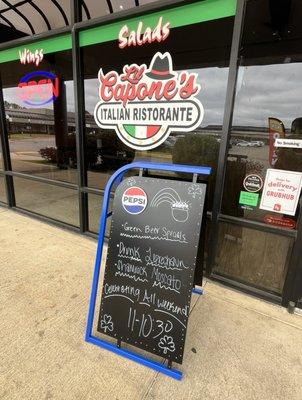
[
  {"x1": 250, "y1": 140, "x2": 265, "y2": 147},
  {"x1": 164, "y1": 136, "x2": 177, "y2": 148},
  {"x1": 236, "y1": 140, "x2": 251, "y2": 147}
]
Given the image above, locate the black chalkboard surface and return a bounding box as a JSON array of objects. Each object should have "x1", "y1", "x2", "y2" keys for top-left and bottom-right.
[{"x1": 97, "y1": 176, "x2": 206, "y2": 364}]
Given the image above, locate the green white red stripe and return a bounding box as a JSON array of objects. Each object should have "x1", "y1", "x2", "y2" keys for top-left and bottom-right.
[{"x1": 123, "y1": 125, "x2": 161, "y2": 139}]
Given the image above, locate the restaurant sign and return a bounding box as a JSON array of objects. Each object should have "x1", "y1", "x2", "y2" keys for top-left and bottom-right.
[
  {"x1": 94, "y1": 52, "x2": 204, "y2": 151},
  {"x1": 19, "y1": 48, "x2": 44, "y2": 66},
  {"x1": 17, "y1": 71, "x2": 59, "y2": 107},
  {"x1": 118, "y1": 17, "x2": 170, "y2": 49},
  {"x1": 260, "y1": 169, "x2": 302, "y2": 216}
]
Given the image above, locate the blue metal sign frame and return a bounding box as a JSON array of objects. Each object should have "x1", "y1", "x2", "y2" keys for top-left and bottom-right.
[{"x1": 85, "y1": 161, "x2": 211, "y2": 380}]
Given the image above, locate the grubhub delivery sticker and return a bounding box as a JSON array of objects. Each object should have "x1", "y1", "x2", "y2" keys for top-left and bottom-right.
[
  {"x1": 94, "y1": 52, "x2": 204, "y2": 151},
  {"x1": 260, "y1": 169, "x2": 302, "y2": 216}
]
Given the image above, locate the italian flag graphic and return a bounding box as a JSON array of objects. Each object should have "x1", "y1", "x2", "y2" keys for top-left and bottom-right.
[{"x1": 123, "y1": 125, "x2": 161, "y2": 139}]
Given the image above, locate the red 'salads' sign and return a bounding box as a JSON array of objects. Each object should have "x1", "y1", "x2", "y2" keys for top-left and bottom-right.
[{"x1": 118, "y1": 17, "x2": 170, "y2": 49}]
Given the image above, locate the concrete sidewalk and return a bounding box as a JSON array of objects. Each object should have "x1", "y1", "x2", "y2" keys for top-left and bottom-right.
[{"x1": 0, "y1": 208, "x2": 301, "y2": 400}]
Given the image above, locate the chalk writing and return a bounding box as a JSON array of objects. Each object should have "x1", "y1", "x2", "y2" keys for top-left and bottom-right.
[
  {"x1": 122, "y1": 222, "x2": 142, "y2": 233},
  {"x1": 151, "y1": 267, "x2": 181, "y2": 293},
  {"x1": 145, "y1": 247, "x2": 187, "y2": 270},
  {"x1": 98, "y1": 177, "x2": 206, "y2": 364},
  {"x1": 115, "y1": 271, "x2": 148, "y2": 283},
  {"x1": 103, "y1": 283, "x2": 140, "y2": 301},
  {"x1": 117, "y1": 241, "x2": 142, "y2": 261},
  {"x1": 116, "y1": 259, "x2": 147, "y2": 277},
  {"x1": 120, "y1": 232, "x2": 186, "y2": 243},
  {"x1": 127, "y1": 307, "x2": 174, "y2": 340}
]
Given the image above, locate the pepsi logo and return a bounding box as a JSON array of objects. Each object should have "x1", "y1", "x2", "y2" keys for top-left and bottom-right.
[{"x1": 122, "y1": 187, "x2": 147, "y2": 215}]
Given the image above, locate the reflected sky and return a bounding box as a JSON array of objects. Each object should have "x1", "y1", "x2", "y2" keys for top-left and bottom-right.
[
  {"x1": 4, "y1": 81, "x2": 75, "y2": 113},
  {"x1": 3, "y1": 61, "x2": 302, "y2": 130},
  {"x1": 233, "y1": 63, "x2": 302, "y2": 129},
  {"x1": 84, "y1": 66, "x2": 229, "y2": 128}
]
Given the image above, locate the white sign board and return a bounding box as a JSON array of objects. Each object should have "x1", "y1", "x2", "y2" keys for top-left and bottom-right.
[
  {"x1": 274, "y1": 138, "x2": 302, "y2": 149},
  {"x1": 260, "y1": 169, "x2": 302, "y2": 216}
]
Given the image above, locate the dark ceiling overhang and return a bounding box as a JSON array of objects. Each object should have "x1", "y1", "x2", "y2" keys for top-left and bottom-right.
[
  {"x1": 0, "y1": 0, "x2": 157, "y2": 40},
  {"x1": 0, "y1": 22, "x2": 26, "y2": 43}
]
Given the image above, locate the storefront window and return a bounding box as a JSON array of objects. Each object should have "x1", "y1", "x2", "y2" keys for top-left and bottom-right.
[
  {"x1": 0, "y1": 48, "x2": 77, "y2": 184},
  {"x1": 88, "y1": 193, "x2": 113, "y2": 236},
  {"x1": 216, "y1": 222, "x2": 293, "y2": 294},
  {"x1": 216, "y1": 0, "x2": 302, "y2": 294},
  {"x1": 13, "y1": 177, "x2": 79, "y2": 227},
  {"x1": 82, "y1": 9, "x2": 235, "y2": 215},
  {"x1": 0, "y1": 142, "x2": 3, "y2": 170},
  {"x1": 0, "y1": 176, "x2": 6, "y2": 204},
  {"x1": 221, "y1": 0, "x2": 302, "y2": 231}
]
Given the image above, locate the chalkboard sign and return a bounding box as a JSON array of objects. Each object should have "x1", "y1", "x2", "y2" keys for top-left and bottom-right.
[{"x1": 97, "y1": 176, "x2": 206, "y2": 364}]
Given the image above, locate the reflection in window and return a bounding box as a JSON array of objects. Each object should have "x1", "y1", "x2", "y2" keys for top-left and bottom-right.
[
  {"x1": 0, "y1": 141, "x2": 3, "y2": 170},
  {"x1": 1, "y1": 50, "x2": 77, "y2": 184},
  {"x1": 222, "y1": 0, "x2": 302, "y2": 228},
  {"x1": 14, "y1": 177, "x2": 79, "y2": 227},
  {"x1": 83, "y1": 15, "x2": 235, "y2": 209},
  {"x1": 0, "y1": 176, "x2": 6, "y2": 203},
  {"x1": 215, "y1": 222, "x2": 293, "y2": 294},
  {"x1": 84, "y1": 67, "x2": 227, "y2": 189},
  {"x1": 88, "y1": 193, "x2": 113, "y2": 236}
]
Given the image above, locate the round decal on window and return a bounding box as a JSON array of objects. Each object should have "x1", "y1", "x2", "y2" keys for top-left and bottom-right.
[
  {"x1": 243, "y1": 174, "x2": 263, "y2": 193},
  {"x1": 122, "y1": 187, "x2": 147, "y2": 215}
]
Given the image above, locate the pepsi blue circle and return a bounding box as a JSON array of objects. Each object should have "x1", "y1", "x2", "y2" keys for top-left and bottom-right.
[{"x1": 122, "y1": 187, "x2": 147, "y2": 215}]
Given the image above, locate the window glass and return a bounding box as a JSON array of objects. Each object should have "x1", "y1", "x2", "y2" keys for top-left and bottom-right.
[
  {"x1": 14, "y1": 177, "x2": 79, "y2": 227},
  {"x1": 0, "y1": 176, "x2": 6, "y2": 203},
  {"x1": 82, "y1": 13, "x2": 234, "y2": 212},
  {"x1": 222, "y1": 0, "x2": 302, "y2": 230},
  {"x1": 215, "y1": 222, "x2": 293, "y2": 294},
  {"x1": 0, "y1": 49, "x2": 77, "y2": 184},
  {"x1": 0, "y1": 141, "x2": 3, "y2": 170},
  {"x1": 88, "y1": 193, "x2": 113, "y2": 236}
]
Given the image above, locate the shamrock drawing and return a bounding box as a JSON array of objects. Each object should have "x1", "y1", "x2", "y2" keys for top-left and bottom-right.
[
  {"x1": 100, "y1": 314, "x2": 114, "y2": 333},
  {"x1": 158, "y1": 335, "x2": 176, "y2": 354},
  {"x1": 188, "y1": 184, "x2": 202, "y2": 199},
  {"x1": 126, "y1": 177, "x2": 137, "y2": 186}
]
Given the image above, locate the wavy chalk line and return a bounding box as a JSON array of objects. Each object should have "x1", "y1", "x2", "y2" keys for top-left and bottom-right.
[
  {"x1": 146, "y1": 261, "x2": 182, "y2": 271},
  {"x1": 117, "y1": 254, "x2": 142, "y2": 262},
  {"x1": 152, "y1": 281, "x2": 180, "y2": 294},
  {"x1": 115, "y1": 271, "x2": 148, "y2": 283},
  {"x1": 120, "y1": 233, "x2": 187, "y2": 244}
]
